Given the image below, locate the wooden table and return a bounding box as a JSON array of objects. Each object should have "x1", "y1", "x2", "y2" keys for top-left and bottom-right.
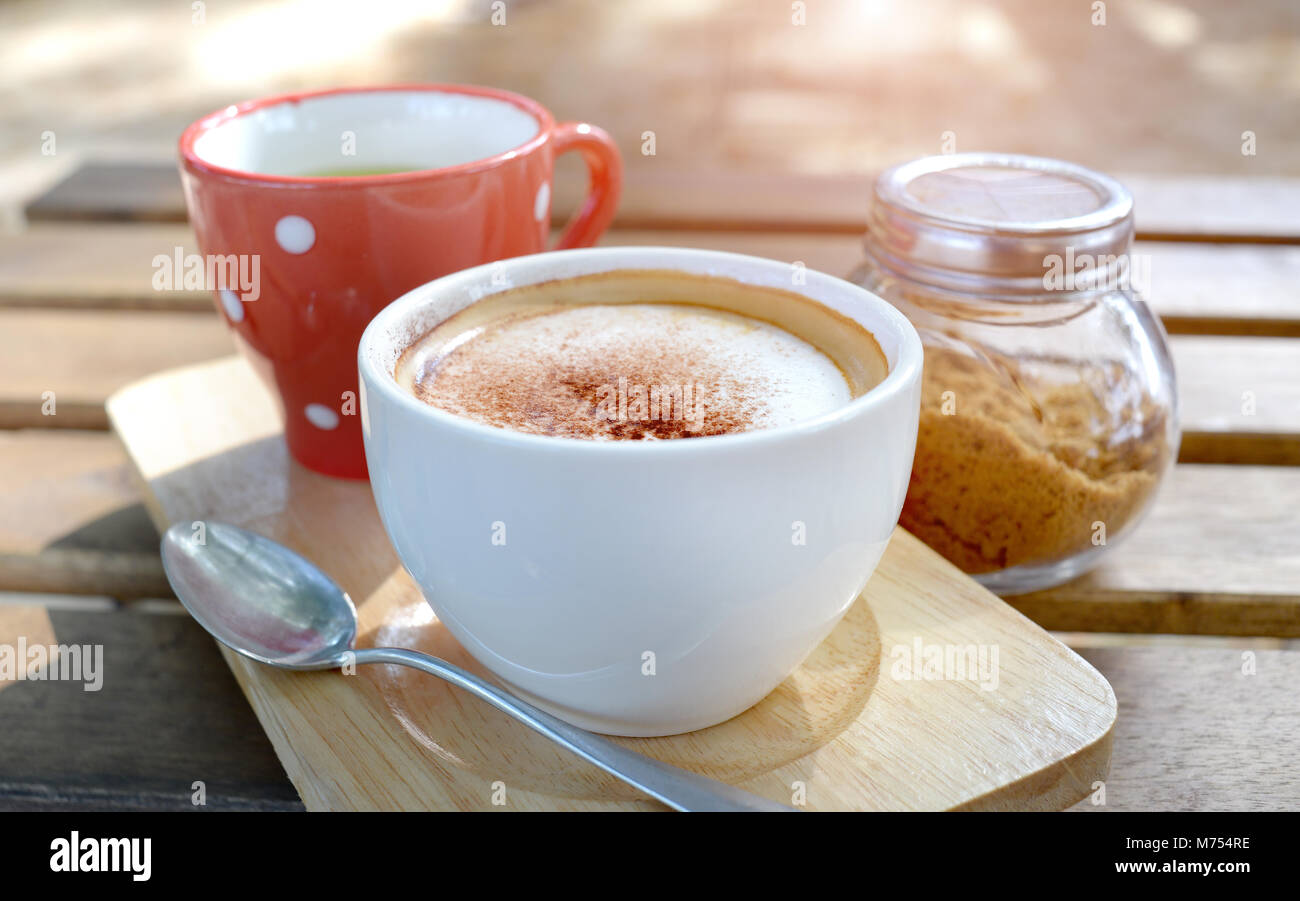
[{"x1": 1, "y1": 164, "x2": 1297, "y2": 811}]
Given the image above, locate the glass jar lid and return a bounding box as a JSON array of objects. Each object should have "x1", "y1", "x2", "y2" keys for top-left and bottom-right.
[{"x1": 865, "y1": 153, "x2": 1135, "y2": 295}]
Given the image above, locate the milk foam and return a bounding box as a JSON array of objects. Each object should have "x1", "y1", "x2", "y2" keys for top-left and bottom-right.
[{"x1": 400, "y1": 303, "x2": 854, "y2": 439}]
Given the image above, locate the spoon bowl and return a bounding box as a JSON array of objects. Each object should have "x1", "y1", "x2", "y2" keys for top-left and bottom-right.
[{"x1": 163, "y1": 522, "x2": 356, "y2": 669}]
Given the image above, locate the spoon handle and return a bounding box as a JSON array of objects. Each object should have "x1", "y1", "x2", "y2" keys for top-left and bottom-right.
[{"x1": 353, "y1": 647, "x2": 794, "y2": 812}]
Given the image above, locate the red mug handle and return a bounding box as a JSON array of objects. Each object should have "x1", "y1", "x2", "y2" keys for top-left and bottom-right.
[{"x1": 550, "y1": 122, "x2": 623, "y2": 249}]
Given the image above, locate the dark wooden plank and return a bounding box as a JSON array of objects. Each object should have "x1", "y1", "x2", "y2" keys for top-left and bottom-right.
[
  {"x1": 24, "y1": 163, "x2": 186, "y2": 225},
  {"x1": 0, "y1": 605, "x2": 302, "y2": 810}
]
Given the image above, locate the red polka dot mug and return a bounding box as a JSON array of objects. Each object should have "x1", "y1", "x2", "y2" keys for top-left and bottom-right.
[{"x1": 179, "y1": 84, "x2": 623, "y2": 478}]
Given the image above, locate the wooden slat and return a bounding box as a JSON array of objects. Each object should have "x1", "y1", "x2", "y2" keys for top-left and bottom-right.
[
  {"x1": 22, "y1": 165, "x2": 877, "y2": 232},
  {"x1": 4, "y1": 225, "x2": 1300, "y2": 337},
  {"x1": 1, "y1": 437, "x2": 1295, "y2": 634},
  {"x1": 571, "y1": 171, "x2": 1300, "y2": 243},
  {"x1": 0, "y1": 604, "x2": 301, "y2": 810},
  {"x1": 0, "y1": 604, "x2": 56, "y2": 691},
  {"x1": 1009, "y1": 465, "x2": 1300, "y2": 637},
  {"x1": 1067, "y1": 646, "x2": 1300, "y2": 811},
  {"x1": 4, "y1": 598, "x2": 1292, "y2": 809},
  {"x1": 1172, "y1": 337, "x2": 1300, "y2": 466},
  {"x1": 24, "y1": 163, "x2": 1300, "y2": 241},
  {"x1": 5, "y1": 302, "x2": 1295, "y2": 460},
  {"x1": 1123, "y1": 175, "x2": 1300, "y2": 245},
  {"x1": 0, "y1": 308, "x2": 235, "y2": 428},
  {"x1": 0, "y1": 224, "x2": 205, "y2": 312},
  {"x1": 23, "y1": 163, "x2": 186, "y2": 225},
  {"x1": 600, "y1": 172, "x2": 1300, "y2": 241},
  {"x1": 0, "y1": 431, "x2": 169, "y2": 599},
  {"x1": 603, "y1": 233, "x2": 1300, "y2": 339},
  {"x1": 1133, "y1": 242, "x2": 1300, "y2": 338}
]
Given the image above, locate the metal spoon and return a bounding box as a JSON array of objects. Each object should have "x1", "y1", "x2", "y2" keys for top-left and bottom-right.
[{"x1": 160, "y1": 521, "x2": 793, "y2": 812}]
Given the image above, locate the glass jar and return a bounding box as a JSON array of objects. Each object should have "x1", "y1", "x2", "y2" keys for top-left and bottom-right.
[{"x1": 850, "y1": 153, "x2": 1179, "y2": 594}]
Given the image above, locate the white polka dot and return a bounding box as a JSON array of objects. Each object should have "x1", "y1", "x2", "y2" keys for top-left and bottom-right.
[
  {"x1": 275, "y1": 215, "x2": 316, "y2": 254},
  {"x1": 304, "y1": 404, "x2": 339, "y2": 430},
  {"x1": 534, "y1": 182, "x2": 550, "y2": 223},
  {"x1": 219, "y1": 288, "x2": 244, "y2": 322}
]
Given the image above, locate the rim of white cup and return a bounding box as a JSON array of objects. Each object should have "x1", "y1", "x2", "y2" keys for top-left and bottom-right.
[{"x1": 359, "y1": 246, "x2": 923, "y2": 455}]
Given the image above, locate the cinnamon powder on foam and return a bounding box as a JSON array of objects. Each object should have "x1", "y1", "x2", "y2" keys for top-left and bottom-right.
[
  {"x1": 902, "y1": 346, "x2": 1170, "y2": 574},
  {"x1": 410, "y1": 304, "x2": 853, "y2": 440}
]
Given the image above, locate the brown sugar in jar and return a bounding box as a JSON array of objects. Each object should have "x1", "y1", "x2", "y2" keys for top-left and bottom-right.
[
  {"x1": 852, "y1": 154, "x2": 1179, "y2": 594},
  {"x1": 904, "y1": 346, "x2": 1169, "y2": 575}
]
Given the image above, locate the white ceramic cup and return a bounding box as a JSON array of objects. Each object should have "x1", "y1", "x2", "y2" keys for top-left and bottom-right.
[{"x1": 359, "y1": 247, "x2": 922, "y2": 736}]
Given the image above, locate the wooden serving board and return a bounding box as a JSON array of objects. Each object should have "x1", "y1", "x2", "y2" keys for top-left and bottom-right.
[{"x1": 108, "y1": 356, "x2": 1117, "y2": 811}]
